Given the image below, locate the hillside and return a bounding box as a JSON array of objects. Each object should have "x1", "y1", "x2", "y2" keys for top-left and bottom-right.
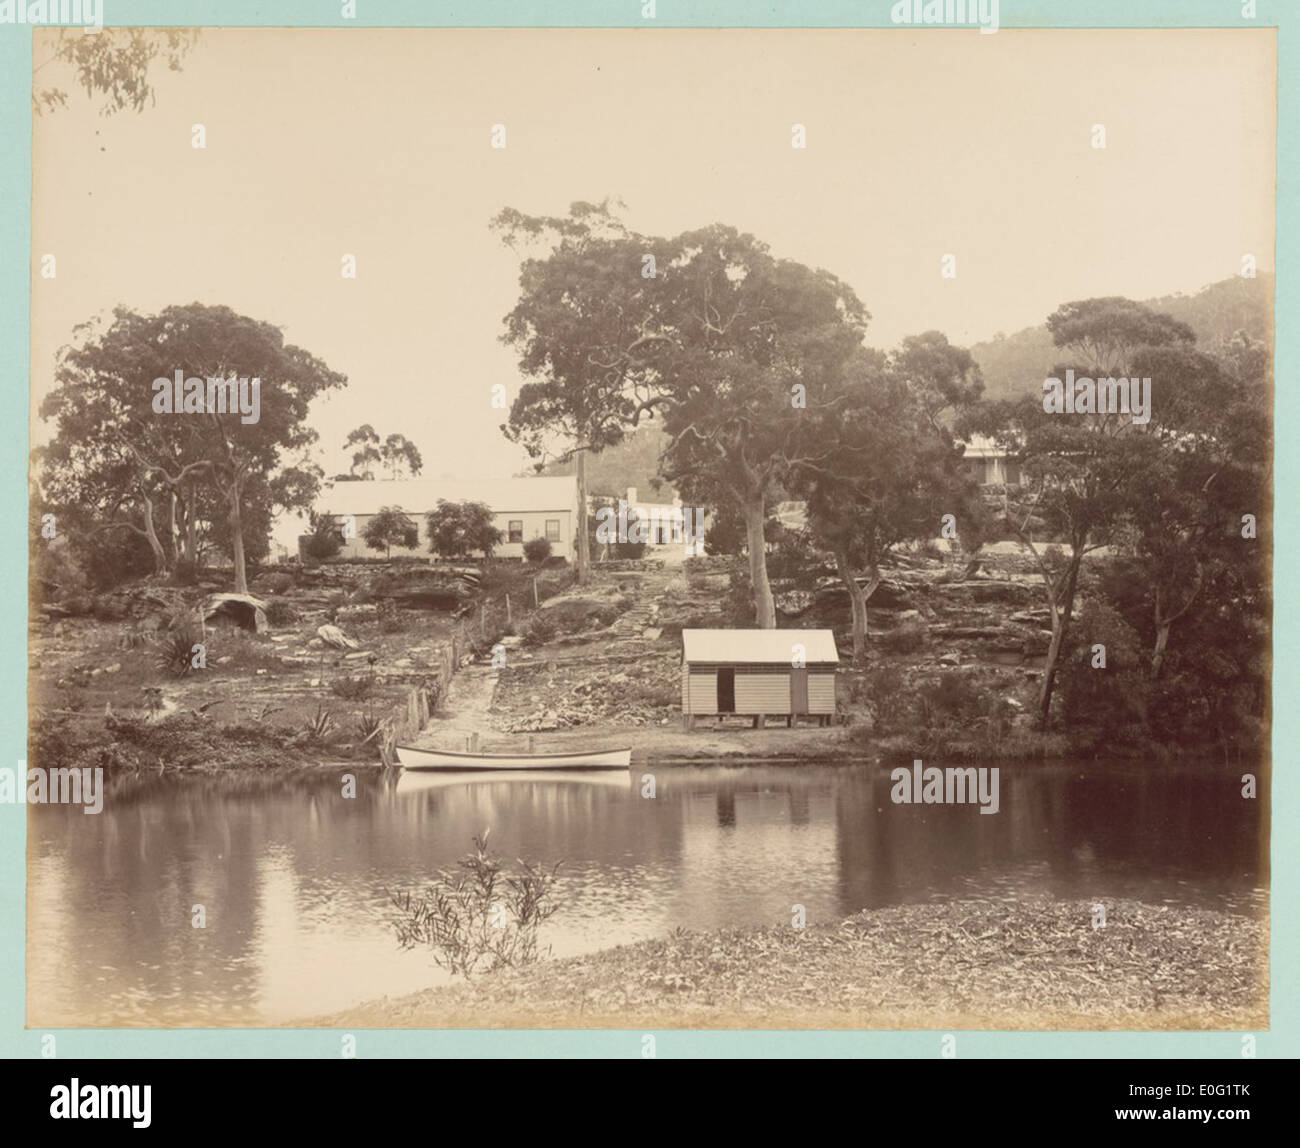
[
  {"x1": 535, "y1": 276, "x2": 1273, "y2": 486},
  {"x1": 970, "y1": 274, "x2": 1274, "y2": 402},
  {"x1": 541, "y1": 424, "x2": 677, "y2": 501}
]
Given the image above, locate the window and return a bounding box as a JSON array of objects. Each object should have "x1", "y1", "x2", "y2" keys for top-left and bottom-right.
[
  {"x1": 508, "y1": 520, "x2": 523, "y2": 544},
  {"x1": 545, "y1": 519, "x2": 561, "y2": 542}
]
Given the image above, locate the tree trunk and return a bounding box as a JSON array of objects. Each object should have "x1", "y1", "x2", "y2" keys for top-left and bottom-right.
[
  {"x1": 1035, "y1": 552, "x2": 1082, "y2": 727},
  {"x1": 1151, "y1": 621, "x2": 1172, "y2": 679},
  {"x1": 139, "y1": 491, "x2": 168, "y2": 575},
  {"x1": 228, "y1": 483, "x2": 248, "y2": 593},
  {"x1": 1151, "y1": 574, "x2": 1200, "y2": 680},
  {"x1": 181, "y1": 484, "x2": 199, "y2": 564},
  {"x1": 165, "y1": 490, "x2": 180, "y2": 568},
  {"x1": 741, "y1": 497, "x2": 775, "y2": 628},
  {"x1": 575, "y1": 447, "x2": 589, "y2": 586},
  {"x1": 834, "y1": 551, "x2": 882, "y2": 664}
]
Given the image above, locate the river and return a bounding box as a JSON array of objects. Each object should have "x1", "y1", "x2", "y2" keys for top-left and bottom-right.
[{"x1": 26, "y1": 760, "x2": 1267, "y2": 1026}]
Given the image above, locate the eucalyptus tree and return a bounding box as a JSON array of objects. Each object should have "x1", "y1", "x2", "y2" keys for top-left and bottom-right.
[
  {"x1": 494, "y1": 200, "x2": 869, "y2": 625},
  {"x1": 797, "y1": 338, "x2": 981, "y2": 662},
  {"x1": 40, "y1": 303, "x2": 345, "y2": 592},
  {"x1": 982, "y1": 297, "x2": 1197, "y2": 726}
]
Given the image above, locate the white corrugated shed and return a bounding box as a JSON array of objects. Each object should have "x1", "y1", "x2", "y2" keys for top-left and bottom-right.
[{"x1": 682, "y1": 629, "x2": 839, "y2": 664}]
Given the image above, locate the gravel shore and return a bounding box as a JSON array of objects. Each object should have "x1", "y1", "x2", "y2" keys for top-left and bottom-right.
[{"x1": 305, "y1": 897, "x2": 1267, "y2": 1030}]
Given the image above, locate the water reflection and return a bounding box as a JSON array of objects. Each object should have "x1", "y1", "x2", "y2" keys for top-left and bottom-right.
[{"x1": 27, "y1": 761, "x2": 1267, "y2": 1026}]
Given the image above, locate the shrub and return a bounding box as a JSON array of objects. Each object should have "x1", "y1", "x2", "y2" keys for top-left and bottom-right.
[
  {"x1": 363, "y1": 506, "x2": 420, "y2": 558},
  {"x1": 907, "y1": 671, "x2": 1017, "y2": 756},
  {"x1": 523, "y1": 536, "x2": 552, "y2": 564},
  {"x1": 916, "y1": 671, "x2": 984, "y2": 725},
  {"x1": 262, "y1": 572, "x2": 295, "y2": 594},
  {"x1": 857, "y1": 665, "x2": 911, "y2": 734},
  {"x1": 377, "y1": 599, "x2": 405, "y2": 633},
  {"x1": 877, "y1": 619, "x2": 928, "y2": 654},
  {"x1": 330, "y1": 674, "x2": 375, "y2": 700},
  {"x1": 388, "y1": 831, "x2": 560, "y2": 977},
  {"x1": 522, "y1": 613, "x2": 558, "y2": 648},
  {"x1": 156, "y1": 626, "x2": 203, "y2": 678},
  {"x1": 302, "y1": 704, "x2": 336, "y2": 741},
  {"x1": 1058, "y1": 600, "x2": 1149, "y2": 734},
  {"x1": 265, "y1": 598, "x2": 299, "y2": 627},
  {"x1": 302, "y1": 513, "x2": 344, "y2": 561},
  {"x1": 355, "y1": 711, "x2": 385, "y2": 746}
]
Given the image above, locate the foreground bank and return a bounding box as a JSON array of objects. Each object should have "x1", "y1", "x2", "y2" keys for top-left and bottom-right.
[{"x1": 307, "y1": 897, "x2": 1266, "y2": 1030}]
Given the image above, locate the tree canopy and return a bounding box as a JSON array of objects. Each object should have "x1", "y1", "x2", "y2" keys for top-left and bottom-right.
[
  {"x1": 38, "y1": 303, "x2": 346, "y2": 591},
  {"x1": 495, "y1": 200, "x2": 871, "y2": 625}
]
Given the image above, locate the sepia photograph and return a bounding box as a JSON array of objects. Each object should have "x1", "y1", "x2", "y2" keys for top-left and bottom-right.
[{"x1": 20, "y1": 20, "x2": 1273, "y2": 1042}]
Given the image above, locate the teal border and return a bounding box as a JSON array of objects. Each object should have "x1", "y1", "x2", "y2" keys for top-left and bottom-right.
[{"x1": 2, "y1": 1, "x2": 1291, "y2": 1059}]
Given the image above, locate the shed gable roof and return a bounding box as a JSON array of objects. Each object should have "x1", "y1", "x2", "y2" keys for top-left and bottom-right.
[{"x1": 682, "y1": 629, "x2": 839, "y2": 664}]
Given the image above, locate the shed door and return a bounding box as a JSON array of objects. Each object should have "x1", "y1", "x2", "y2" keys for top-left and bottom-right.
[
  {"x1": 717, "y1": 668, "x2": 736, "y2": 713},
  {"x1": 790, "y1": 667, "x2": 809, "y2": 714}
]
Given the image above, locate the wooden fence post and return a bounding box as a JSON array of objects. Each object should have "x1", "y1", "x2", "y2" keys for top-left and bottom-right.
[
  {"x1": 506, "y1": 594, "x2": 512, "y2": 625},
  {"x1": 532, "y1": 577, "x2": 539, "y2": 608}
]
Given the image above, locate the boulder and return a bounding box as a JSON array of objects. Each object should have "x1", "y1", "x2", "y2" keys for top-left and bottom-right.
[
  {"x1": 200, "y1": 593, "x2": 269, "y2": 634},
  {"x1": 317, "y1": 624, "x2": 359, "y2": 650},
  {"x1": 366, "y1": 569, "x2": 474, "y2": 609}
]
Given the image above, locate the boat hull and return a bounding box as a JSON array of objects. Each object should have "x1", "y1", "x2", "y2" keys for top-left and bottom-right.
[{"x1": 395, "y1": 744, "x2": 631, "y2": 771}]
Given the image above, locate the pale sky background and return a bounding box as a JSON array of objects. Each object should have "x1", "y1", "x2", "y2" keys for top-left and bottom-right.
[{"x1": 30, "y1": 27, "x2": 1275, "y2": 543}]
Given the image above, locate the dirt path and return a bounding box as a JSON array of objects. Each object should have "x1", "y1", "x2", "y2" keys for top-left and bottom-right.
[
  {"x1": 405, "y1": 562, "x2": 877, "y2": 761},
  {"x1": 410, "y1": 661, "x2": 502, "y2": 750}
]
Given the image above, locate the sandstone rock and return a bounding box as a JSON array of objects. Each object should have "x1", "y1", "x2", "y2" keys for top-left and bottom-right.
[
  {"x1": 200, "y1": 592, "x2": 269, "y2": 634},
  {"x1": 317, "y1": 624, "x2": 359, "y2": 650}
]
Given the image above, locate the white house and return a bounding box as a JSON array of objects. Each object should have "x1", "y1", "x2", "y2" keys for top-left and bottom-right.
[
  {"x1": 617, "y1": 486, "x2": 708, "y2": 557},
  {"x1": 312, "y1": 475, "x2": 580, "y2": 561},
  {"x1": 959, "y1": 434, "x2": 1021, "y2": 486}
]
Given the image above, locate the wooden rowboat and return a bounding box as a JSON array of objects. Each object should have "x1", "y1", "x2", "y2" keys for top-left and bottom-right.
[{"x1": 395, "y1": 744, "x2": 632, "y2": 771}]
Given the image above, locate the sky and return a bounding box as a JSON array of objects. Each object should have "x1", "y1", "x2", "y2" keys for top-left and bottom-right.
[{"x1": 30, "y1": 27, "x2": 1276, "y2": 542}]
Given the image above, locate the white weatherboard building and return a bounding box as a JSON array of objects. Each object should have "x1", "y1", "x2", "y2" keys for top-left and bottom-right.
[
  {"x1": 960, "y1": 434, "x2": 1021, "y2": 486},
  {"x1": 313, "y1": 475, "x2": 580, "y2": 561},
  {"x1": 620, "y1": 486, "x2": 707, "y2": 557},
  {"x1": 681, "y1": 629, "x2": 839, "y2": 729}
]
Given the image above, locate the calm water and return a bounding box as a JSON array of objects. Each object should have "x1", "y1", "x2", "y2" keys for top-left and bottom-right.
[{"x1": 27, "y1": 761, "x2": 1267, "y2": 1026}]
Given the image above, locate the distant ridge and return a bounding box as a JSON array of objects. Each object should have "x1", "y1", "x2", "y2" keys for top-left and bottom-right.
[
  {"x1": 535, "y1": 277, "x2": 1273, "y2": 489},
  {"x1": 540, "y1": 424, "x2": 678, "y2": 501},
  {"x1": 969, "y1": 274, "x2": 1274, "y2": 401}
]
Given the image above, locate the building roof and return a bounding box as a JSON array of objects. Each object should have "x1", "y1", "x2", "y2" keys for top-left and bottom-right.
[
  {"x1": 959, "y1": 433, "x2": 1024, "y2": 459},
  {"x1": 682, "y1": 629, "x2": 839, "y2": 664},
  {"x1": 319, "y1": 476, "x2": 578, "y2": 517}
]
